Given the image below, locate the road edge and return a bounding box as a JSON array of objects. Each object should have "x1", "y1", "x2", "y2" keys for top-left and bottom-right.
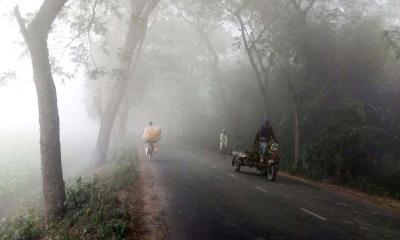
[
  {"x1": 279, "y1": 171, "x2": 400, "y2": 214},
  {"x1": 187, "y1": 144, "x2": 400, "y2": 214},
  {"x1": 126, "y1": 148, "x2": 169, "y2": 240}
]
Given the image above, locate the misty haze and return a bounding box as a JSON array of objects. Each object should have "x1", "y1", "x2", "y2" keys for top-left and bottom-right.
[{"x1": 1, "y1": 0, "x2": 400, "y2": 239}]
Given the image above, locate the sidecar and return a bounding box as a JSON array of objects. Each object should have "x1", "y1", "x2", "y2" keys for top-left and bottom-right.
[
  {"x1": 231, "y1": 150, "x2": 265, "y2": 171},
  {"x1": 232, "y1": 146, "x2": 279, "y2": 181}
]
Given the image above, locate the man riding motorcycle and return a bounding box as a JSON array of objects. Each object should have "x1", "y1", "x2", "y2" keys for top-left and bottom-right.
[{"x1": 253, "y1": 120, "x2": 278, "y2": 163}]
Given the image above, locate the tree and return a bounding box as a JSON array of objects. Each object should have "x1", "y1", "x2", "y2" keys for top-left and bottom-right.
[
  {"x1": 276, "y1": 0, "x2": 319, "y2": 169},
  {"x1": 93, "y1": 0, "x2": 160, "y2": 165},
  {"x1": 226, "y1": 0, "x2": 332, "y2": 168},
  {"x1": 176, "y1": 0, "x2": 238, "y2": 135},
  {"x1": 14, "y1": 0, "x2": 67, "y2": 220},
  {"x1": 225, "y1": 0, "x2": 279, "y2": 115}
]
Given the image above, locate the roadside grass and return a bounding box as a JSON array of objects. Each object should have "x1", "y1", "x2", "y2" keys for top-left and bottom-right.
[
  {"x1": 0, "y1": 209, "x2": 42, "y2": 240},
  {"x1": 281, "y1": 164, "x2": 400, "y2": 200},
  {"x1": 0, "y1": 148, "x2": 137, "y2": 240}
]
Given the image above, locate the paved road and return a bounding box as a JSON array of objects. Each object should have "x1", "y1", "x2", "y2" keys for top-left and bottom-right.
[{"x1": 147, "y1": 145, "x2": 400, "y2": 240}]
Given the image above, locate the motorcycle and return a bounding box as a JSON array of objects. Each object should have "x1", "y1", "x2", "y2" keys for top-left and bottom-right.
[{"x1": 232, "y1": 143, "x2": 280, "y2": 181}]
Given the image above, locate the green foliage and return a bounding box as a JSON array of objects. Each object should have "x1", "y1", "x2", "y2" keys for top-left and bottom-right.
[
  {"x1": 302, "y1": 100, "x2": 375, "y2": 180},
  {"x1": 300, "y1": 100, "x2": 400, "y2": 198},
  {"x1": 48, "y1": 150, "x2": 135, "y2": 239},
  {"x1": 0, "y1": 210, "x2": 42, "y2": 240},
  {"x1": 0, "y1": 149, "x2": 136, "y2": 240}
]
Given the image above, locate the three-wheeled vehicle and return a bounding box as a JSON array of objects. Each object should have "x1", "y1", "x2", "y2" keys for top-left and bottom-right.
[{"x1": 232, "y1": 143, "x2": 280, "y2": 181}]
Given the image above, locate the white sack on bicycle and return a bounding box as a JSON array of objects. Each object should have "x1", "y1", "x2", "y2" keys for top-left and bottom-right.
[{"x1": 142, "y1": 126, "x2": 162, "y2": 142}]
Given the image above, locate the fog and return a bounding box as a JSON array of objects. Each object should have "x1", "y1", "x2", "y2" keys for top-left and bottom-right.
[
  {"x1": 0, "y1": 1, "x2": 98, "y2": 138},
  {"x1": 0, "y1": 1, "x2": 99, "y2": 217},
  {"x1": 1, "y1": 0, "x2": 400, "y2": 225}
]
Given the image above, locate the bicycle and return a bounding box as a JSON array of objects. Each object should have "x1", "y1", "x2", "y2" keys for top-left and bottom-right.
[{"x1": 144, "y1": 142, "x2": 153, "y2": 161}]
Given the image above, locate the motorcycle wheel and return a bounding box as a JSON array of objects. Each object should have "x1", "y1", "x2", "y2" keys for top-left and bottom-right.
[{"x1": 267, "y1": 164, "x2": 277, "y2": 182}]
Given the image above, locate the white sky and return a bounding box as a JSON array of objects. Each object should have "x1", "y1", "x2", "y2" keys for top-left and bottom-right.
[{"x1": 0, "y1": 1, "x2": 98, "y2": 141}]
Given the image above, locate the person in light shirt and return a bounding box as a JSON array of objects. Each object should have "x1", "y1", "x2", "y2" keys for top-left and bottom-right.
[{"x1": 219, "y1": 129, "x2": 228, "y2": 154}]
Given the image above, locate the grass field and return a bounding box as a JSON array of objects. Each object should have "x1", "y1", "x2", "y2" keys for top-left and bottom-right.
[
  {"x1": 0, "y1": 132, "x2": 96, "y2": 218},
  {"x1": 0, "y1": 135, "x2": 40, "y2": 195}
]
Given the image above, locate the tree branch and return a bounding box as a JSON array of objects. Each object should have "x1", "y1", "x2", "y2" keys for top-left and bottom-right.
[
  {"x1": 142, "y1": 0, "x2": 160, "y2": 20},
  {"x1": 56, "y1": 0, "x2": 98, "y2": 66},
  {"x1": 13, "y1": 6, "x2": 30, "y2": 42},
  {"x1": 236, "y1": 12, "x2": 266, "y2": 93},
  {"x1": 291, "y1": 0, "x2": 317, "y2": 16},
  {"x1": 304, "y1": 0, "x2": 317, "y2": 14},
  {"x1": 29, "y1": 0, "x2": 68, "y2": 35},
  {"x1": 178, "y1": 6, "x2": 220, "y2": 62},
  {"x1": 249, "y1": 23, "x2": 270, "y2": 51},
  {"x1": 290, "y1": 0, "x2": 301, "y2": 12}
]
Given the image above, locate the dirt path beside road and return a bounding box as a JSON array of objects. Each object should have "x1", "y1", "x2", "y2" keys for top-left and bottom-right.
[{"x1": 123, "y1": 150, "x2": 168, "y2": 240}]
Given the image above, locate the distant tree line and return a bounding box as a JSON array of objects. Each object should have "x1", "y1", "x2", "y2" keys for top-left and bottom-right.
[{"x1": 162, "y1": 0, "x2": 400, "y2": 198}]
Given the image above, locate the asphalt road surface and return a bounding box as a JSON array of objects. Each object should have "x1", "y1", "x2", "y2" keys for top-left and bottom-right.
[{"x1": 146, "y1": 144, "x2": 400, "y2": 240}]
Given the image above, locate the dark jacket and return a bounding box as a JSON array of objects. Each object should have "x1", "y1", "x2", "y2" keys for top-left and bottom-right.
[{"x1": 253, "y1": 125, "x2": 277, "y2": 147}]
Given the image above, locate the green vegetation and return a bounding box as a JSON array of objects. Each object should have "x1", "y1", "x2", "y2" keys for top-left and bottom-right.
[
  {"x1": 0, "y1": 135, "x2": 95, "y2": 218},
  {"x1": 0, "y1": 149, "x2": 136, "y2": 240},
  {"x1": 0, "y1": 210, "x2": 42, "y2": 240},
  {"x1": 279, "y1": 99, "x2": 400, "y2": 199},
  {"x1": 0, "y1": 136, "x2": 40, "y2": 196}
]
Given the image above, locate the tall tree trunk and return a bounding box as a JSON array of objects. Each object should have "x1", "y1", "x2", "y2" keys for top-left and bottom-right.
[
  {"x1": 293, "y1": 103, "x2": 301, "y2": 169},
  {"x1": 93, "y1": 75, "x2": 129, "y2": 164},
  {"x1": 14, "y1": 0, "x2": 67, "y2": 220},
  {"x1": 117, "y1": 97, "x2": 130, "y2": 142},
  {"x1": 289, "y1": 0, "x2": 316, "y2": 170},
  {"x1": 93, "y1": 0, "x2": 159, "y2": 165}
]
